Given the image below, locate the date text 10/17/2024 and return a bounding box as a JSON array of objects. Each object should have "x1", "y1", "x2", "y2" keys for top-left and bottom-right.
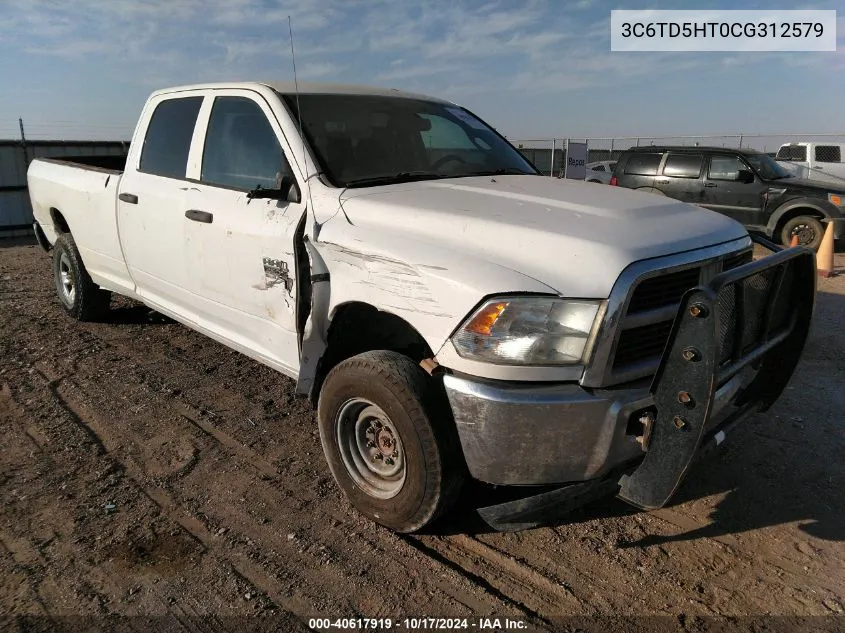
[{"x1": 308, "y1": 618, "x2": 529, "y2": 630}]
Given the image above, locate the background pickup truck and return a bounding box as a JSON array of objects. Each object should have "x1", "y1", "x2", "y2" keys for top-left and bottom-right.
[
  {"x1": 28, "y1": 82, "x2": 815, "y2": 532},
  {"x1": 776, "y1": 141, "x2": 845, "y2": 183}
]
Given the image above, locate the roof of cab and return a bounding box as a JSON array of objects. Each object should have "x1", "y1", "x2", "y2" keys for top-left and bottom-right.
[{"x1": 152, "y1": 81, "x2": 451, "y2": 104}]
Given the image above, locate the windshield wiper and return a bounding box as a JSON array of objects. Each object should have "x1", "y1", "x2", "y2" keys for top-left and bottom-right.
[
  {"x1": 459, "y1": 167, "x2": 534, "y2": 177},
  {"x1": 344, "y1": 172, "x2": 448, "y2": 188}
]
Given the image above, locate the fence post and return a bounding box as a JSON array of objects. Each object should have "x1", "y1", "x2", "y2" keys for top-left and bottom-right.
[
  {"x1": 636, "y1": 137, "x2": 640, "y2": 147},
  {"x1": 610, "y1": 137, "x2": 614, "y2": 159},
  {"x1": 550, "y1": 138, "x2": 555, "y2": 177},
  {"x1": 18, "y1": 117, "x2": 30, "y2": 166},
  {"x1": 738, "y1": 134, "x2": 743, "y2": 148}
]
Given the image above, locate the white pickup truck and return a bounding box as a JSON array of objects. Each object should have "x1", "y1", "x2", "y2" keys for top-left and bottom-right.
[
  {"x1": 28, "y1": 82, "x2": 815, "y2": 532},
  {"x1": 776, "y1": 142, "x2": 845, "y2": 183}
]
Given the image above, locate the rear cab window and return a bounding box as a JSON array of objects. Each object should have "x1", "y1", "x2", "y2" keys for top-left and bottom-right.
[
  {"x1": 775, "y1": 145, "x2": 807, "y2": 161},
  {"x1": 139, "y1": 96, "x2": 203, "y2": 179},
  {"x1": 623, "y1": 153, "x2": 662, "y2": 176},
  {"x1": 662, "y1": 153, "x2": 703, "y2": 178}
]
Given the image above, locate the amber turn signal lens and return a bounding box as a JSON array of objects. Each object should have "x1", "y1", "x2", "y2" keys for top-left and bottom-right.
[
  {"x1": 464, "y1": 302, "x2": 507, "y2": 336},
  {"x1": 829, "y1": 194, "x2": 842, "y2": 206}
]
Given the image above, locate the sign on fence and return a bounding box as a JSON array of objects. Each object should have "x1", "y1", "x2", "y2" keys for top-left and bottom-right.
[{"x1": 563, "y1": 141, "x2": 587, "y2": 180}]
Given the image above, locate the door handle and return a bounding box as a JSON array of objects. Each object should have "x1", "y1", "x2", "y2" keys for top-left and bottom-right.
[
  {"x1": 185, "y1": 209, "x2": 213, "y2": 224},
  {"x1": 704, "y1": 183, "x2": 717, "y2": 188},
  {"x1": 654, "y1": 179, "x2": 669, "y2": 184},
  {"x1": 119, "y1": 192, "x2": 138, "y2": 204}
]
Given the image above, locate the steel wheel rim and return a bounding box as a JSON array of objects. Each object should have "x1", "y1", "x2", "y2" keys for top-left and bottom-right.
[
  {"x1": 790, "y1": 223, "x2": 816, "y2": 246},
  {"x1": 336, "y1": 398, "x2": 406, "y2": 499},
  {"x1": 58, "y1": 252, "x2": 75, "y2": 305}
]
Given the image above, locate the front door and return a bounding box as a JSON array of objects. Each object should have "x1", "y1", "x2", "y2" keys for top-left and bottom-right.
[
  {"x1": 701, "y1": 154, "x2": 767, "y2": 227},
  {"x1": 181, "y1": 92, "x2": 306, "y2": 374}
]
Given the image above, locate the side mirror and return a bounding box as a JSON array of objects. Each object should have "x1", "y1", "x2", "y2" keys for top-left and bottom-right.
[
  {"x1": 280, "y1": 175, "x2": 301, "y2": 204},
  {"x1": 246, "y1": 175, "x2": 301, "y2": 204},
  {"x1": 737, "y1": 169, "x2": 755, "y2": 184}
]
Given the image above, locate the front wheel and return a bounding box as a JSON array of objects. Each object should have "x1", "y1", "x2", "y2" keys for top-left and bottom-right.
[
  {"x1": 781, "y1": 215, "x2": 824, "y2": 250},
  {"x1": 317, "y1": 351, "x2": 465, "y2": 532}
]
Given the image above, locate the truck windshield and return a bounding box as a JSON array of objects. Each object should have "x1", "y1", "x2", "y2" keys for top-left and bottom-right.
[
  {"x1": 280, "y1": 93, "x2": 537, "y2": 188},
  {"x1": 745, "y1": 153, "x2": 793, "y2": 180}
]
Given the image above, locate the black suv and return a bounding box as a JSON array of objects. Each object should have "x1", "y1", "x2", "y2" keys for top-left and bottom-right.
[{"x1": 611, "y1": 146, "x2": 845, "y2": 248}]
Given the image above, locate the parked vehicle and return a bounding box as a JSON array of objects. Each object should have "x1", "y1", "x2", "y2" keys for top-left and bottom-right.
[
  {"x1": 586, "y1": 160, "x2": 616, "y2": 184},
  {"x1": 28, "y1": 83, "x2": 814, "y2": 532},
  {"x1": 610, "y1": 146, "x2": 845, "y2": 249},
  {"x1": 776, "y1": 142, "x2": 845, "y2": 183}
]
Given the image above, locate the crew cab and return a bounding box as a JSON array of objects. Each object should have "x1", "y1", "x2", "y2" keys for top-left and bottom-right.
[
  {"x1": 611, "y1": 146, "x2": 845, "y2": 250},
  {"x1": 776, "y1": 142, "x2": 845, "y2": 183},
  {"x1": 28, "y1": 83, "x2": 815, "y2": 532}
]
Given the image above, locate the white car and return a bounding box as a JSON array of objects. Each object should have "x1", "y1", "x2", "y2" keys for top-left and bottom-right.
[
  {"x1": 586, "y1": 160, "x2": 616, "y2": 184},
  {"x1": 26, "y1": 82, "x2": 813, "y2": 532}
]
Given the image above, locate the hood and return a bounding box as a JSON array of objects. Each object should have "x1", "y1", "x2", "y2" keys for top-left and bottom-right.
[
  {"x1": 338, "y1": 176, "x2": 748, "y2": 298},
  {"x1": 773, "y1": 177, "x2": 845, "y2": 193}
]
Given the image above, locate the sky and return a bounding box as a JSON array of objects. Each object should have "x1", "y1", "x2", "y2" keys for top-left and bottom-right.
[{"x1": 0, "y1": 0, "x2": 843, "y2": 143}]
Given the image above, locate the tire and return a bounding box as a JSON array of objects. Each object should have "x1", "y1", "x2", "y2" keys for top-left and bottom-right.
[
  {"x1": 317, "y1": 350, "x2": 465, "y2": 533},
  {"x1": 52, "y1": 234, "x2": 111, "y2": 321},
  {"x1": 780, "y1": 215, "x2": 824, "y2": 250}
]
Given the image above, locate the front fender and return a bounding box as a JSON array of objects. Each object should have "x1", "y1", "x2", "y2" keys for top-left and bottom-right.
[
  {"x1": 311, "y1": 220, "x2": 556, "y2": 358},
  {"x1": 766, "y1": 198, "x2": 842, "y2": 236}
]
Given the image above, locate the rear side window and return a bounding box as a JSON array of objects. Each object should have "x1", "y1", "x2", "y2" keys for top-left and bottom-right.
[
  {"x1": 139, "y1": 97, "x2": 203, "y2": 179},
  {"x1": 592, "y1": 164, "x2": 605, "y2": 172},
  {"x1": 815, "y1": 145, "x2": 842, "y2": 163},
  {"x1": 776, "y1": 145, "x2": 807, "y2": 161},
  {"x1": 623, "y1": 153, "x2": 662, "y2": 176},
  {"x1": 662, "y1": 153, "x2": 702, "y2": 178},
  {"x1": 201, "y1": 96, "x2": 290, "y2": 190}
]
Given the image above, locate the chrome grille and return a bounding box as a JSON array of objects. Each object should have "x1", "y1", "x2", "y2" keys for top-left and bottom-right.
[{"x1": 609, "y1": 246, "x2": 753, "y2": 379}]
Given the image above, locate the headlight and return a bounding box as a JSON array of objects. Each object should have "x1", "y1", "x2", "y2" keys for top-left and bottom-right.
[{"x1": 451, "y1": 296, "x2": 602, "y2": 365}]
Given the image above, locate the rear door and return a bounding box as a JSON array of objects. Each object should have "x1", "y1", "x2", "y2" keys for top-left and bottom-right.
[
  {"x1": 653, "y1": 152, "x2": 704, "y2": 203},
  {"x1": 618, "y1": 152, "x2": 663, "y2": 191},
  {"x1": 181, "y1": 90, "x2": 307, "y2": 374},
  {"x1": 117, "y1": 93, "x2": 204, "y2": 309},
  {"x1": 701, "y1": 154, "x2": 767, "y2": 226}
]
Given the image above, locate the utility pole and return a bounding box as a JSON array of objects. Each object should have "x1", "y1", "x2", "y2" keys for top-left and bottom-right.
[{"x1": 19, "y1": 117, "x2": 30, "y2": 165}]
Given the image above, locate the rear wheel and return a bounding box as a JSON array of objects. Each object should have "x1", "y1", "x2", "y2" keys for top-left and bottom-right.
[
  {"x1": 52, "y1": 234, "x2": 111, "y2": 321},
  {"x1": 317, "y1": 350, "x2": 465, "y2": 532},
  {"x1": 781, "y1": 215, "x2": 824, "y2": 250}
]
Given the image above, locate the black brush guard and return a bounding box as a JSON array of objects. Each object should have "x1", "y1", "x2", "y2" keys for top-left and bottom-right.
[{"x1": 478, "y1": 237, "x2": 816, "y2": 530}]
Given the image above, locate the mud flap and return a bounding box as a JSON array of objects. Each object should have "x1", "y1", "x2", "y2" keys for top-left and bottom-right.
[{"x1": 619, "y1": 241, "x2": 816, "y2": 510}]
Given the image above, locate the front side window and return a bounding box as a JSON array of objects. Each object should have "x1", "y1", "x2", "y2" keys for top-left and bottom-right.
[
  {"x1": 281, "y1": 93, "x2": 536, "y2": 187},
  {"x1": 139, "y1": 96, "x2": 203, "y2": 179},
  {"x1": 708, "y1": 155, "x2": 748, "y2": 181},
  {"x1": 592, "y1": 165, "x2": 606, "y2": 172},
  {"x1": 202, "y1": 96, "x2": 290, "y2": 190},
  {"x1": 815, "y1": 145, "x2": 842, "y2": 163}
]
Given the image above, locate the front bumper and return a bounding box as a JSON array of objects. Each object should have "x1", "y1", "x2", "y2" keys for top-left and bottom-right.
[{"x1": 443, "y1": 237, "x2": 816, "y2": 523}]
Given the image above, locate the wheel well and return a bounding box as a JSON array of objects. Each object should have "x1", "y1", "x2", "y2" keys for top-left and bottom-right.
[
  {"x1": 310, "y1": 302, "x2": 433, "y2": 405},
  {"x1": 774, "y1": 207, "x2": 824, "y2": 241},
  {"x1": 50, "y1": 208, "x2": 71, "y2": 235}
]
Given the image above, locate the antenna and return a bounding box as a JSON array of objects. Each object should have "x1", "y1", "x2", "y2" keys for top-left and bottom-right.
[{"x1": 288, "y1": 16, "x2": 316, "y2": 226}]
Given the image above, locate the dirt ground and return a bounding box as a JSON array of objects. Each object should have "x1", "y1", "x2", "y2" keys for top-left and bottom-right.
[{"x1": 1, "y1": 239, "x2": 844, "y2": 633}]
